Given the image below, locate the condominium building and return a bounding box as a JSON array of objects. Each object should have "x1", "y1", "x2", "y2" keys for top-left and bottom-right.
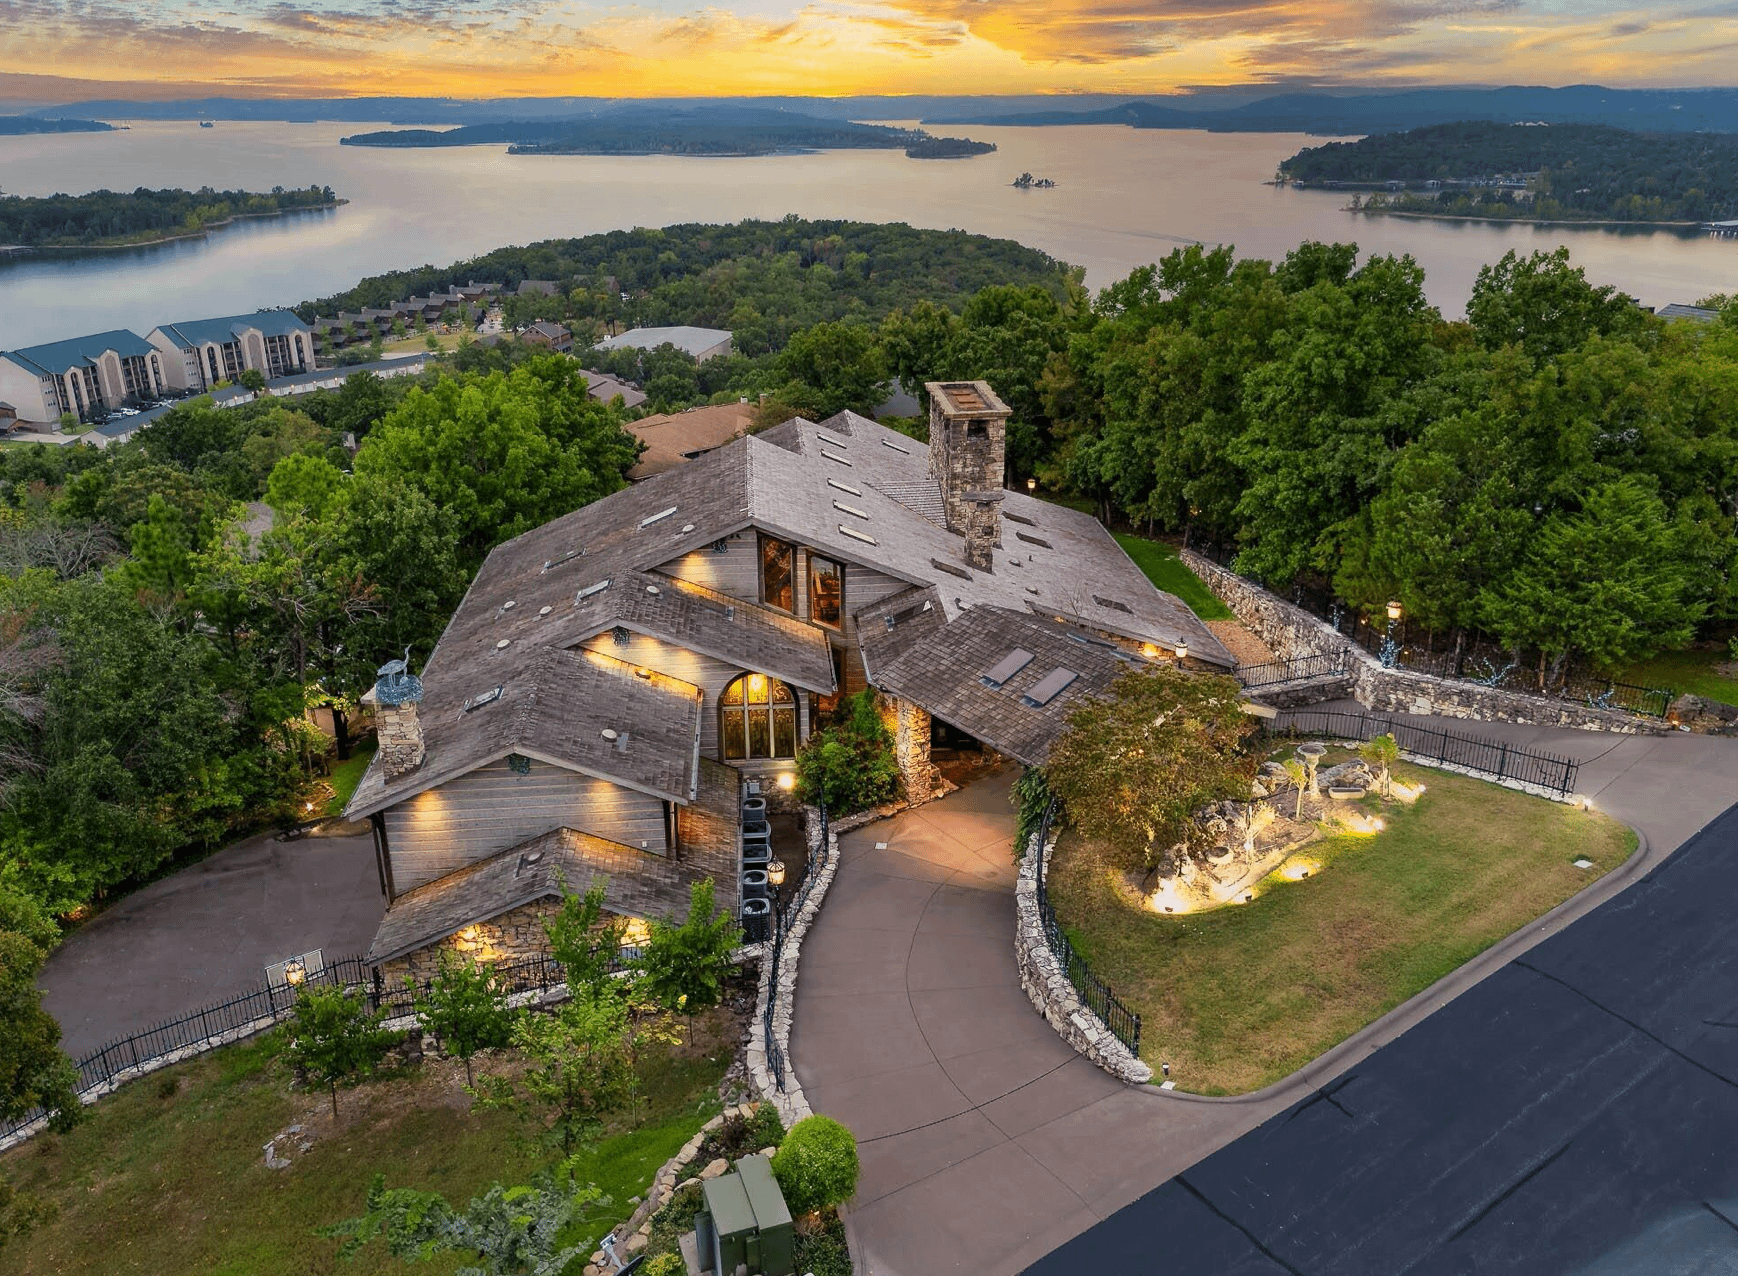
[
  {"x1": 147, "y1": 310, "x2": 313, "y2": 393},
  {"x1": 0, "y1": 330, "x2": 166, "y2": 425}
]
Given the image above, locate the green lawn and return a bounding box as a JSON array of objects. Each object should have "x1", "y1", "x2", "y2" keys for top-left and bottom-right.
[
  {"x1": 1, "y1": 1004, "x2": 736, "y2": 1274},
  {"x1": 1111, "y1": 533, "x2": 1234, "y2": 620},
  {"x1": 324, "y1": 743, "x2": 378, "y2": 817},
  {"x1": 1048, "y1": 760, "x2": 1636, "y2": 1095},
  {"x1": 1618, "y1": 647, "x2": 1738, "y2": 705}
]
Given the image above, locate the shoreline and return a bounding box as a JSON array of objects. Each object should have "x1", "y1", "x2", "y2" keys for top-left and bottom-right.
[
  {"x1": 1347, "y1": 206, "x2": 1706, "y2": 232},
  {"x1": 13, "y1": 201, "x2": 348, "y2": 254}
]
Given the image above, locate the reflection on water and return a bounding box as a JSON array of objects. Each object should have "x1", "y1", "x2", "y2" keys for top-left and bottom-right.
[{"x1": 0, "y1": 119, "x2": 1734, "y2": 348}]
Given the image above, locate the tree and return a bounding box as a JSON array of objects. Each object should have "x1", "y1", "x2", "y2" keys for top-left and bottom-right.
[
  {"x1": 637, "y1": 879, "x2": 740, "y2": 1039},
  {"x1": 775, "y1": 321, "x2": 885, "y2": 418},
  {"x1": 237, "y1": 368, "x2": 267, "y2": 393},
  {"x1": 1280, "y1": 757, "x2": 1308, "y2": 819},
  {"x1": 542, "y1": 876, "x2": 623, "y2": 1004},
  {"x1": 1480, "y1": 478, "x2": 1699, "y2": 684},
  {"x1": 1045, "y1": 665, "x2": 1259, "y2": 872},
  {"x1": 479, "y1": 997, "x2": 632, "y2": 1154},
  {"x1": 794, "y1": 690, "x2": 900, "y2": 814},
  {"x1": 0, "y1": 886, "x2": 79, "y2": 1134},
  {"x1": 1467, "y1": 247, "x2": 1645, "y2": 361},
  {"x1": 1358, "y1": 734, "x2": 1400, "y2": 797},
  {"x1": 324, "y1": 1165, "x2": 601, "y2": 1275},
  {"x1": 412, "y1": 952, "x2": 514, "y2": 1087},
  {"x1": 284, "y1": 984, "x2": 401, "y2": 1118}
]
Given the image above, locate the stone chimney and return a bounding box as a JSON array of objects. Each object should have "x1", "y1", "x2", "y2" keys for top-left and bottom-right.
[
  {"x1": 925, "y1": 380, "x2": 1012, "y2": 544},
  {"x1": 962, "y1": 490, "x2": 1004, "y2": 573},
  {"x1": 369, "y1": 652, "x2": 425, "y2": 780}
]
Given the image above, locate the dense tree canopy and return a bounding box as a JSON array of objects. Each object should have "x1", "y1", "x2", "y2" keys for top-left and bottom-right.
[{"x1": 0, "y1": 185, "x2": 337, "y2": 248}]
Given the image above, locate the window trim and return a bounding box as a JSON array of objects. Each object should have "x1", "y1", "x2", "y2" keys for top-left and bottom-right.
[
  {"x1": 719, "y1": 672, "x2": 799, "y2": 762},
  {"x1": 759, "y1": 533, "x2": 795, "y2": 613}
]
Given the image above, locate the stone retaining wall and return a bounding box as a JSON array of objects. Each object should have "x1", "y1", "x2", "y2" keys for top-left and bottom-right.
[
  {"x1": 1015, "y1": 832, "x2": 1153, "y2": 1086},
  {"x1": 1182, "y1": 549, "x2": 1667, "y2": 736}
]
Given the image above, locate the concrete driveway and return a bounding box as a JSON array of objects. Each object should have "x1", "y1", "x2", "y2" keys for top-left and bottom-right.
[
  {"x1": 791, "y1": 719, "x2": 1738, "y2": 1276},
  {"x1": 39, "y1": 826, "x2": 385, "y2": 1059}
]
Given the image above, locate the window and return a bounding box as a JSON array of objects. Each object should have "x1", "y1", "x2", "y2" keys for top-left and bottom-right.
[
  {"x1": 760, "y1": 535, "x2": 794, "y2": 613},
  {"x1": 809, "y1": 555, "x2": 843, "y2": 629},
  {"x1": 719, "y1": 673, "x2": 797, "y2": 761}
]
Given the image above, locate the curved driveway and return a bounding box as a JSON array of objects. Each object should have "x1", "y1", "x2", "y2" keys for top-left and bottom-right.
[{"x1": 792, "y1": 717, "x2": 1738, "y2": 1276}]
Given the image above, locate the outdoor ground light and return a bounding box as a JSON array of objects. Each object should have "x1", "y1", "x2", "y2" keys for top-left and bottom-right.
[
  {"x1": 1387, "y1": 599, "x2": 1404, "y2": 622},
  {"x1": 1026, "y1": 477, "x2": 1037, "y2": 493},
  {"x1": 767, "y1": 860, "x2": 786, "y2": 886},
  {"x1": 1175, "y1": 643, "x2": 1188, "y2": 661}
]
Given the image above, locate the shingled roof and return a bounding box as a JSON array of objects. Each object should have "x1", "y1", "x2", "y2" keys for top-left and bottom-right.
[{"x1": 347, "y1": 401, "x2": 1229, "y2": 818}]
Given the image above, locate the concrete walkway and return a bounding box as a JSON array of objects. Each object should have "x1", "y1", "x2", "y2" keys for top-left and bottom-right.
[
  {"x1": 791, "y1": 719, "x2": 1738, "y2": 1276},
  {"x1": 39, "y1": 827, "x2": 384, "y2": 1058}
]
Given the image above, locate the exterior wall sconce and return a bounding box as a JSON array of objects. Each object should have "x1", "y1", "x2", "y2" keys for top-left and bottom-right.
[
  {"x1": 776, "y1": 772, "x2": 796, "y2": 791},
  {"x1": 767, "y1": 860, "x2": 787, "y2": 886}
]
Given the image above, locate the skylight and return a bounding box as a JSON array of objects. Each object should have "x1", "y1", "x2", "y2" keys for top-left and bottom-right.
[
  {"x1": 833, "y1": 501, "x2": 870, "y2": 520},
  {"x1": 981, "y1": 648, "x2": 1035, "y2": 688},
  {"x1": 827, "y1": 478, "x2": 862, "y2": 496},
  {"x1": 638, "y1": 506, "x2": 678, "y2": 529},
  {"x1": 1022, "y1": 668, "x2": 1079, "y2": 707},
  {"x1": 838, "y1": 524, "x2": 876, "y2": 544},
  {"x1": 463, "y1": 685, "x2": 504, "y2": 712}
]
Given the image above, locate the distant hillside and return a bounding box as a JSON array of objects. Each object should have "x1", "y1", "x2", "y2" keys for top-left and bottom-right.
[
  {"x1": 919, "y1": 85, "x2": 1738, "y2": 136},
  {"x1": 0, "y1": 116, "x2": 112, "y2": 135},
  {"x1": 1282, "y1": 121, "x2": 1738, "y2": 224},
  {"x1": 339, "y1": 108, "x2": 989, "y2": 157}
]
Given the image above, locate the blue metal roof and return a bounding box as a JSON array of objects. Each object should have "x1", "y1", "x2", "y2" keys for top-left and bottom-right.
[
  {"x1": 4, "y1": 329, "x2": 155, "y2": 376},
  {"x1": 154, "y1": 309, "x2": 309, "y2": 349}
]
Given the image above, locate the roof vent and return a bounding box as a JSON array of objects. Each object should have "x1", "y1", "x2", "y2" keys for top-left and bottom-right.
[
  {"x1": 1016, "y1": 531, "x2": 1052, "y2": 549},
  {"x1": 463, "y1": 685, "x2": 504, "y2": 712},
  {"x1": 827, "y1": 478, "x2": 862, "y2": 496},
  {"x1": 881, "y1": 437, "x2": 911, "y2": 454},
  {"x1": 981, "y1": 648, "x2": 1036, "y2": 688},
  {"x1": 929, "y1": 558, "x2": 970, "y2": 580},
  {"x1": 1093, "y1": 594, "x2": 1133, "y2": 614},
  {"x1": 600, "y1": 728, "x2": 619, "y2": 741},
  {"x1": 538, "y1": 605, "x2": 553, "y2": 616},
  {"x1": 820, "y1": 449, "x2": 852, "y2": 466},
  {"x1": 494, "y1": 638, "x2": 511, "y2": 650},
  {"x1": 1022, "y1": 668, "x2": 1079, "y2": 707},
  {"x1": 645, "y1": 583, "x2": 661, "y2": 595},
  {"x1": 502, "y1": 600, "x2": 517, "y2": 611},
  {"x1": 834, "y1": 501, "x2": 870, "y2": 520},
  {"x1": 1025, "y1": 586, "x2": 1040, "y2": 595},
  {"x1": 638, "y1": 506, "x2": 678, "y2": 529},
  {"x1": 1005, "y1": 511, "x2": 1037, "y2": 527},
  {"x1": 838, "y1": 524, "x2": 877, "y2": 545},
  {"x1": 517, "y1": 850, "x2": 545, "y2": 873},
  {"x1": 816, "y1": 432, "x2": 847, "y2": 449},
  {"x1": 576, "y1": 578, "x2": 611, "y2": 602},
  {"x1": 680, "y1": 522, "x2": 695, "y2": 533}
]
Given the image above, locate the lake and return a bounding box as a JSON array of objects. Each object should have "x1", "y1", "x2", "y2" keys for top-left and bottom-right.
[{"x1": 1, "y1": 119, "x2": 1734, "y2": 350}]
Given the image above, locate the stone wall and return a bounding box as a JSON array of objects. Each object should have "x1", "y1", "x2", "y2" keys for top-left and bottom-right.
[
  {"x1": 380, "y1": 898, "x2": 609, "y2": 986},
  {"x1": 1014, "y1": 832, "x2": 1153, "y2": 1086},
  {"x1": 1181, "y1": 549, "x2": 1667, "y2": 736},
  {"x1": 886, "y1": 695, "x2": 943, "y2": 803}
]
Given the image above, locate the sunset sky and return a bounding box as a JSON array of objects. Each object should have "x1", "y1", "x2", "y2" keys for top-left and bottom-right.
[{"x1": 4, "y1": 0, "x2": 1737, "y2": 100}]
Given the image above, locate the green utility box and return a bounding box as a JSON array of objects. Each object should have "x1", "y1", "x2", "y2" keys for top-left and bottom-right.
[{"x1": 695, "y1": 1154, "x2": 795, "y2": 1276}]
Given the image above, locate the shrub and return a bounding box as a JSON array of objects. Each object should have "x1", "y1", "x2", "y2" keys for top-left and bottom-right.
[
  {"x1": 793, "y1": 1211, "x2": 853, "y2": 1276},
  {"x1": 795, "y1": 690, "x2": 899, "y2": 814},
  {"x1": 1012, "y1": 766, "x2": 1052, "y2": 858},
  {"x1": 644, "y1": 1181, "x2": 703, "y2": 1258},
  {"x1": 697, "y1": 1102, "x2": 786, "y2": 1163},
  {"x1": 770, "y1": 1115, "x2": 859, "y2": 1216},
  {"x1": 641, "y1": 1254, "x2": 686, "y2": 1276}
]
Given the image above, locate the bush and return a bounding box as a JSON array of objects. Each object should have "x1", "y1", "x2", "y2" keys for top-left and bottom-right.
[
  {"x1": 697, "y1": 1102, "x2": 786, "y2": 1163},
  {"x1": 641, "y1": 1254, "x2": 686, "y2": 1276},
  {"x1": 795, "y1": 690, "x2": 900, "y2": 814},
  {"x1": 793, "y1": 1210, "x2": 853, "y2": 1276},
  {"x1": 770, "y1": 1115, "x2": 859, "y2": 1217},
  {"x1": 644, "y1": 1181, "x2": 703, "y2": 1258}
]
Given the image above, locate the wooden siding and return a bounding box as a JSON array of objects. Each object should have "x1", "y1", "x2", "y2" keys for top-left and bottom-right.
[
  {"x1": 661, "y1": 532, "x2": 758, "y2": 599},
  {"x1": 839, "y1": 562, "x2": 906, "y2": 641},
  {"x1": 385, "y1": 757, "x2": 669, "y2": 893}
]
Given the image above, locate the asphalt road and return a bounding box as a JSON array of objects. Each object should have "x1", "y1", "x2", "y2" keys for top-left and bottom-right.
[{"x1": 1026, "y1": 797, "x2": 1738, "y2": 1275}]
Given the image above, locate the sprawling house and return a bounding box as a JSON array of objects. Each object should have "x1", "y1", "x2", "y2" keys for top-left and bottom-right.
[
  {"x1": 597, "y1": 325, "x2": 733, "y2": 363},
  {"x1": 0, "y1": 330, "x2": 167, "y2": 424},
  {"x1": 344, "y1": 381, "x2": 1229, "y2": 978},
  {"x1": 147, "y1": 309, "x2": 314, "y2": 392}
]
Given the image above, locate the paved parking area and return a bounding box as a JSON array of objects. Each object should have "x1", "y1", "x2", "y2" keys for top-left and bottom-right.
[{"x1": 39, "y1": 827, "x2": 385, "y2": 1058}]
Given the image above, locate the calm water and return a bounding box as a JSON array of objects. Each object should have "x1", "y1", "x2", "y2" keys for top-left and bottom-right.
[{"x1": 1, "y1": 119, "x2": 1734, "y2": 349}]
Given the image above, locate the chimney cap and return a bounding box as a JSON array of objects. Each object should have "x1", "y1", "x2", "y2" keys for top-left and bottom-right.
[
  {"x1": 962, "y1": 489, "x2": 1006, "y2": 504},
  {"x1": 925, "y1": 380, "x2": 1011, "y2": 418}
]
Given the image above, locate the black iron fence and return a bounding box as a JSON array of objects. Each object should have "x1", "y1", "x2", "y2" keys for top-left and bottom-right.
[
  {"x1": 1033, "y1": 800, "x2": 1143, "y2": 1057},
  {"x1": 1235, "y1": 653, "x2": 1351, "y2": 689},
  {"x1": 763, "y1": 802, "x2": 830, "y2": 1092},
  {"x1": 1269, "y1": 709, "x2": 1581, "y2": 797},
  {"x1": 2, "y1": 949, "x2": 592, "y2": 1145}
]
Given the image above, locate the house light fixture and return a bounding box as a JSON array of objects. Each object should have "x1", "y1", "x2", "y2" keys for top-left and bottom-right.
[
  {"x1": 767, "y1": 859, "x2": 787, "y2": 886},
  {"x1": 1026, "y1": 478, "x2": 1037, "y2": 493},
  {"x1": 1386, "y1": 599, "x2": 1403, "y2": 622},
  {"x1": 1175, "y1": 643, "x2": 1189, "y2": 661},
  {"x1": 777, "y1": 772, "x2": 796, "y2": 791},
  {"x1": 748, "y1": 673, "x2": 767, "y2": 695},
  {"x1": 283, "y1": 956, "x2": 307, "y2": 986}
]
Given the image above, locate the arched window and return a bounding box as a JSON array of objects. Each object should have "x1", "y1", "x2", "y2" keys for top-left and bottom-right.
[{"x1": 719, "y1": 673, "x2": 797, "y2": 761}]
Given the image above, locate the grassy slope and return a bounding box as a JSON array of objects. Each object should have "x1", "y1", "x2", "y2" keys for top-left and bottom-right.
[
  {"x1": 1111, "y1": 533, "x2": 1234, "y2": 621},
  {"x1": 2, "y1": 1008, "x2": 734, "y2": 1274},
  {"x1": 324, "y1": 742, "x2": 377, "y2": 817},
  {"x1": 1619, "y1": 648, "x2": 1738, "y2": 704},
  {"x1": 1048, "y1": 760, "x2": 1636, "y2": 1095}
]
